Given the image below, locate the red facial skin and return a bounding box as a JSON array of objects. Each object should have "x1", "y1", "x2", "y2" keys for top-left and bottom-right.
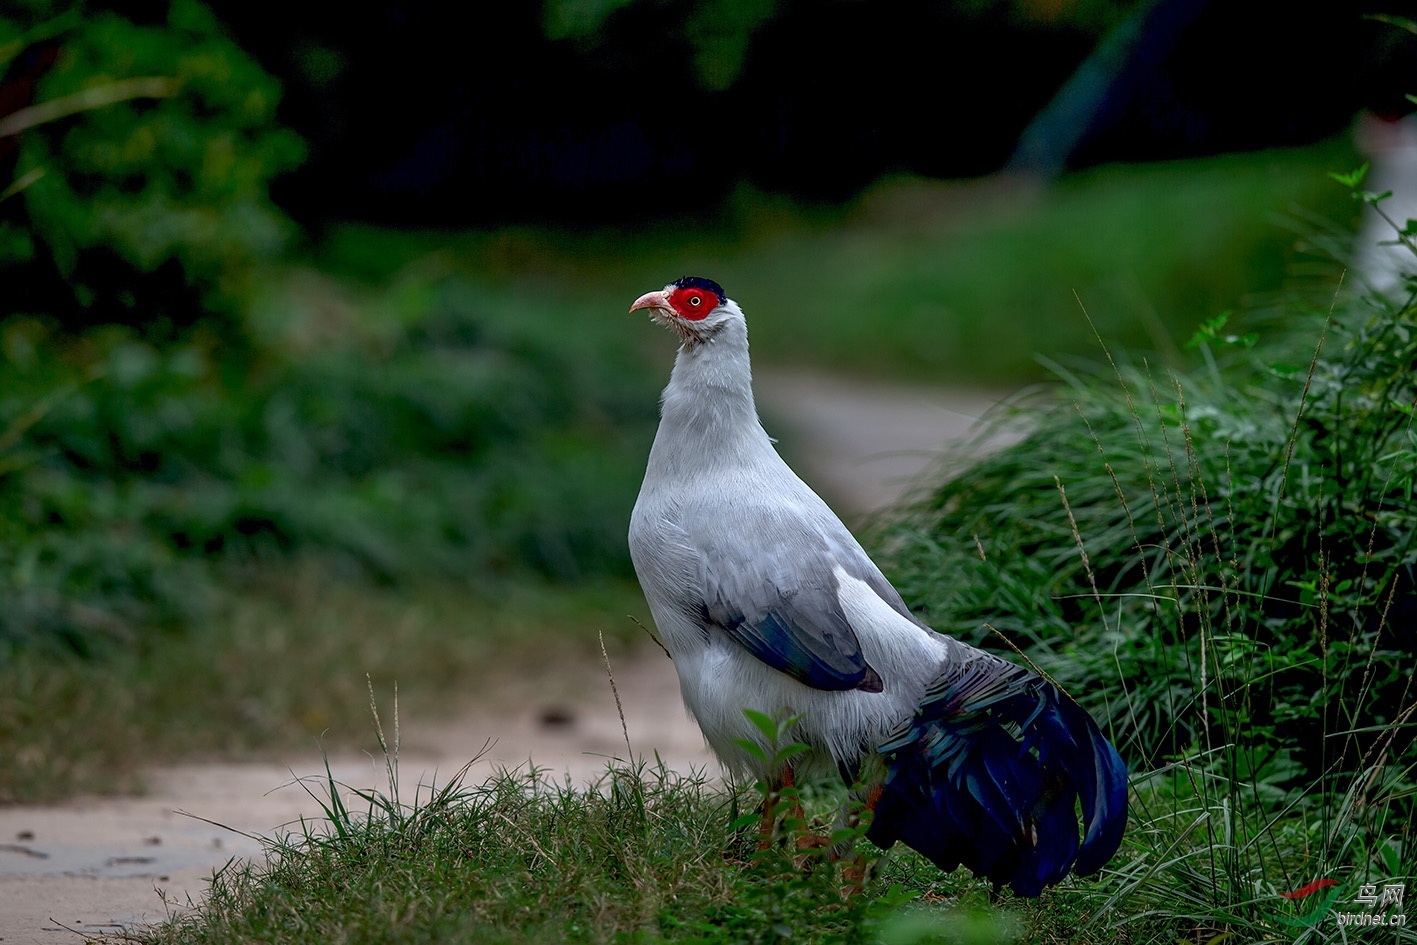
[
  {"x1": 629, "y1": 283, "x2": 723, "y2": 325},
  {"x1": 666, "y1": 285, "x2": 714, "y2": 320}
]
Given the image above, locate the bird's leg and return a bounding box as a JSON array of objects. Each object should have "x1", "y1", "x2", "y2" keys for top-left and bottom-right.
[
  {"x1": 838, "y1": 780, "x2": 884, "y2": 896},
  {"x1": 757, "y1": 765, "x2": 832, "y2": 857},
  {"x1": 757, "y1": 765, "x2": 796, "y2": 851},
  {"x1": 777, "y1": 767, "x2": 832, "y2": 854}
]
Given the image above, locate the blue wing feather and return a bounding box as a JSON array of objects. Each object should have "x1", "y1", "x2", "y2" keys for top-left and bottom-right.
[
  {"x1": 717, "y1": 608, "x2": 879, "y2": 691},
  {"x1": 699, "y1": 542, "x2": 884, "y2": 693}
]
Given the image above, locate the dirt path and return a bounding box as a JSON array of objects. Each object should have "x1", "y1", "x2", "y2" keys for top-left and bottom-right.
[
  {"x1": 0, "y1": 370, "x2": 1016, "y2": 944},
  {"x1": 0, "y1": 648, "x2": 713, "y2": 943},
  {"x1": 755, "y1": 369, "x2": 1020, "y2": 515}
]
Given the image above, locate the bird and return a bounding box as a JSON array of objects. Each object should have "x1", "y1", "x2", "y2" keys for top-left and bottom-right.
[{"x1": 627, "y1": 276, "x2": 1127, "y2": 897}]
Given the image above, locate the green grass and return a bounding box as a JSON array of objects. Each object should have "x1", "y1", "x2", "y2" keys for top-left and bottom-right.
[
  {"x1": 132, "y1": 727, "x2": 1087, "y2": 945},
  {"x1": 125, "y1": 699, "x2": 1410, "y2": 944},
  {"x1": 860, "y1": 207, "x2": 1417, "y2": 938}
]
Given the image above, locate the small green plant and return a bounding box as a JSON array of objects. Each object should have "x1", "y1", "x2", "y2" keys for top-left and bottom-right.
[
  {"x1": 729, "y1": 709, "x2": 814, "y2": 847},
  {"x1": 728, "y1": 707, "x2": 880, "y2": 877}
]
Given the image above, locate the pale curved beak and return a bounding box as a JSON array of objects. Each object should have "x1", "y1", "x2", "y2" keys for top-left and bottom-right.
[{"x1": 630, "y1": 290, "x2": 671, "y2": 313}]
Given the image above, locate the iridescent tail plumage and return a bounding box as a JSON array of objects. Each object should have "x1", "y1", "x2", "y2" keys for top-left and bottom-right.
[{"x1": 866, "y1": 638, "x2": 1128, "y2": 897}]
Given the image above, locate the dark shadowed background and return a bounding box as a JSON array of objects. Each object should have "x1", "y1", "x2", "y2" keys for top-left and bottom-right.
[{"x1": 208, "y1": 0, "x2": 1412, "y2": 225}]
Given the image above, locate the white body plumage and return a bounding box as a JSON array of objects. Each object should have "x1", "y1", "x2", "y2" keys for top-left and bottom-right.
[
  {"x1": 628, "y1": 298, "x2": 949, "y2": 779},
  {"x1": 626, "y1": 278, "x2": 1128, "y2": 897}
]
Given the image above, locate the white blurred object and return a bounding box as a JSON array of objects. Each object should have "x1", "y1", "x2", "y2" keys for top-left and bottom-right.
[{"x1": 1355, "y1": 112, "x2": 1417, "y2": 296}]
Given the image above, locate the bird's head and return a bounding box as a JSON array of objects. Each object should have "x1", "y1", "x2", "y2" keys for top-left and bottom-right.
[{"x1": 630, "y1": 276, "x2": 740, "y2": 345}]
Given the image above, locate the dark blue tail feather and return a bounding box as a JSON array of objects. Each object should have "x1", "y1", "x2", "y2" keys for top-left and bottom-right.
[{"x1": 866, "y1": 639, "x2": 1127, "y2": 897}]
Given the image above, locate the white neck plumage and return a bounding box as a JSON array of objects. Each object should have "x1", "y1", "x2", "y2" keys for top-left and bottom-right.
[{"x1": 649, "y1": 304, "x2": 773, "y2": 477}]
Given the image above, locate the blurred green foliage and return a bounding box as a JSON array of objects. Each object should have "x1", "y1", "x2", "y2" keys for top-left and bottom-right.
[
  {"x1": 0, "y1": 267, "x2": 661, "y2": 653},
  {"x1": 726, "y1": 150, "x2": 1353, "y2": 382},
  {"x1": 0, "y1": 2, "x2": 663, "y2": 655},
  {"x1": 0, "y1": 0, "x2": 303, "y2": 329}
]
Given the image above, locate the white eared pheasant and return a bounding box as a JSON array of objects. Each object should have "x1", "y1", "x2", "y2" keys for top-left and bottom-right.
[{"x1": 627, "y1": 277, "x2": 1127, "y2": 895}]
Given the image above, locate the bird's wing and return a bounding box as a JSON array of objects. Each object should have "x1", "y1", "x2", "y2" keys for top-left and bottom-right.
[{"x1": 682, "y1": 498, "x2": 903, "y2": 693}]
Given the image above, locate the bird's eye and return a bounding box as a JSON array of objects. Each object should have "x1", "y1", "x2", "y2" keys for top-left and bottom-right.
[{"x1": 688, "y1": 295, "x2": 702, "y2": 306}]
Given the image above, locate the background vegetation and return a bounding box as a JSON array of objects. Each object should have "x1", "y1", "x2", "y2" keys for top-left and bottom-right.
[{"x1": 0, "y1": 0, "x2": 1413, "y2": 941}]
